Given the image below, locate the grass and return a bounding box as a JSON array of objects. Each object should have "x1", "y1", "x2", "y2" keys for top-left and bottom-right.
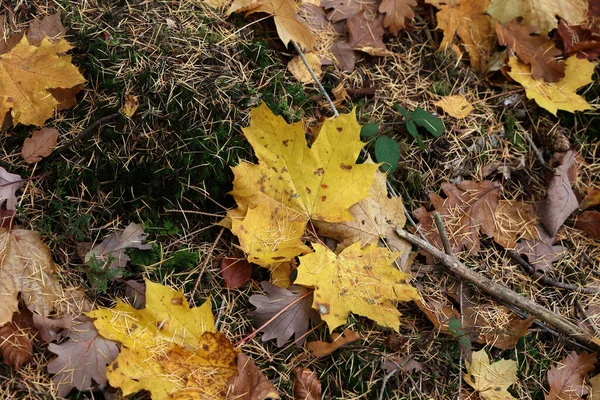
[{"x1": 0, "y1": 0, "x2": 600, "y2": 399}]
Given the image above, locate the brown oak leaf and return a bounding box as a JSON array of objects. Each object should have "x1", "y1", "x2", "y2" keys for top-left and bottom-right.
[
  {"x1": 31, "y1": 312, "x2": 72, "y2": 343},
  {"x1": 293, "y1": 368, "x2": 321, "y2": 400},
  {"x1": 496, "y1": 19, "x2": 565, "y2": 82},
  {"x1": 546, "y1": 351, "x2": 597, "y2": 400},
  {"x1": 347, "y1": 11, "x2": 390, "y2": 56},
  {"x1": 0, "y1": 312, "x2": 34, "y2": 370},
  {"x1": 379, "y1": 0, "x2": 417, "y2": 35},
  {"x1": 21, "y1": 127, "x2": 59, "y2": 163},
  {"x1": 516, "y1": 225, "x2": 566, "y2": 273},
  {"x1": 249, "y1": 282, "x2": 318, "y2": 347},
  {"x1": 226, "y1": 353, "x2": 280, "y2": 400}
]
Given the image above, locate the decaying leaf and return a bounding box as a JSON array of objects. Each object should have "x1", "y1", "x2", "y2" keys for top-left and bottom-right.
[
  {"x1": 47, "y1": 316, "x2": 119, "y2": 397},
  {"x1": 288, "y1": 52, "x2": 321, "y2": 83},
  {"x1": 539, "y1": 151, "x2": 579, "y2": 237},
  {"x1": 85, "y1": 222, "x2": 152, "y2": 278},
  {"x1": 295, "y1": 242, "x2": 420, "y2": 331},
  {"x1": 516, "y1": 225, "x2": 566, "y2": 273},
  {"x1": 378, "y1": 0, "x2": 417, "y2": 35},
  {"x1": 0, "y1": 167, "x2": 24, "y2": 211},
  {"x1": 21, "y1": 127, "x2": 59, "y2": 163},
  {"x1": 414, "y1": 181, "x2": 500, "y2": 261},
  {"x1": 0, "y1": 312, "x2": 34, "y2": 370},
  {"x1": 124, "y1": 279, "x2": 146, "y2": 309},
  {"x1": 120, "y1": 94, "x2": 139, "y2": 118},
  {"x1": 226, "y1": 353, "x2": 280, "y2": 400},
  {"x1": 381, "y1": 355, "x2": 423, "y2": 374},
  {"x1": 434, "y1": 95, "x2": 474, "y2": 118},
  {"x1": 464, "y1": 349, "x2": 518, "y2": 400},
  {"x1": 307, "y1": 329, "x2": 362, "y2": 357},
  {"x1": 31, "y1": 312, "x2": 72, "y2": 343},
  {"x1": 220, "y1": 257, "x2": 253, "y2": 289},
  {"x1": 496, "y1": 20, "x2": 564, "y2": 83},
  {"x1": 249, "y1": 282, "x2": 318, "y2": 347},
  {"x1": 347, "y1": 12, "x2": 389, "y2": 56},
  {"x1": 575, "y1": 211, "x2": 600, "y2": 238},
  {"x1": 293, "y1": 368, "x2": 321, "y2": 400},
  {"x1": 0, "y1": 228, "x2": 63, "y2": 327},
  {"x1": 557, "y1": 20, "x2": 600, "y2": 60},
  {"x1": 507, "y1": 56, "x2": 595, "y2": 115},
  {"x1": 493, "y1": 199, "x2": 538, "y2": 249},
  {"x1": 580, "y1": 187, "x2": 600, "y2": 210},
  {"x1": 546, "y1": 351, "x2": 597, "y2": 400},
  {"x1": 88, "y1": 280, "x2": 239, "y2": 399}
]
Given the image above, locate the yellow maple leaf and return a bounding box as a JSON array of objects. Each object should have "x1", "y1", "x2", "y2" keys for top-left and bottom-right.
[
  {"x1": 0, "y1": 36, "x2": 86, "y2": 126},
  {"x1": 464, "y1": 349, "x2": 518, "y2": 400},
  {"x1": 507, "y1": 56, "x2": 596, "y2": 115},
  {"x1": 434, "y1": 95, "x2": 474, "y2": 118},
  {"x1": 88, "y1": 280, "x2": 238, "y2": 400},
  {"x1": 294, "y1": 242, "x2": 420, "y2": 332}
]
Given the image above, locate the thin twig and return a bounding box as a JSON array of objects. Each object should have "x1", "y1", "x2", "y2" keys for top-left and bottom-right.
[
  {"x1": 433, "y1": 212, "x2": 452, "y2": 255},
  {"x1": 292, "y1": 41, "x2": 339, "y2": 118},
  {"x1": 516, "y1": 121, "x2": 551, "y2": 171},
  {"x1": 54, "y1": 112, "x2": 123, "y2": 155},
  {"x1": 395, "y1": 227, "x2": 599, "y2": 348},
  {"x1": 191, "y1": 227, "x2": 224, "y2": 298}
]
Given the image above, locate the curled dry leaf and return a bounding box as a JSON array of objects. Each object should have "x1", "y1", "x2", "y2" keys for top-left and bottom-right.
[
  {"x1": 0, "y1": 312, "x2": 34, "y2": 370},
  {"x1": 434, "y1": 95, "x2": 474, "y2": 118},
  {"x1": 546, "y1": 351, "x2": 597, "y2": 400},
  {"x1": 293, "y1": 368, "x2": 321, "y2": 400},
  {"x1": 557, "y1": 20, "x2": 600, "y2": 60},
  {"x1": 0, "y1": 167, "x2": 24, "y2": 211},
  {"x1": 307, "y1": 329, "x2": 362, "y2": 357},
  {"x1": 227, "y1": 353, "x2": 280, "y2": 400},
  {"x1": 21, "y1": 127, "x2": 59, "y2": 163},
  {"x1": 220, "y1": 257, "x2": 253, "y2": 289},
  {"x1": 120, "y1": 94, "x2": 139, "y2": 118}
]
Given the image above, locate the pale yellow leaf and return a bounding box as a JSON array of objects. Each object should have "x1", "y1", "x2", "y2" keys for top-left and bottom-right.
[
  {"x1": 288, "y1": 52, "x2": 321, "y2": 83},
  {"x1": 464, "y1": 349, "x2": 518, "y2": 400},
  {"x1": 434, "y1": 95, "x2": 474, "y2": 118}
]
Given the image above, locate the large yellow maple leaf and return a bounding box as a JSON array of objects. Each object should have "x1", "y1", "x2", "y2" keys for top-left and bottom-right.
[
  {"x1": 0, "y1": 36, "x2": 86, "y2": 126},
  {"x1": 507, "y1": 56, "x2": 596, "y2": 115},
  {"x1": 464, "y1": 349, "x2": 518, "y2": 400},
  {"x1": 88, "y1": 280, "x2": 238, "y2": 400},
  {"x1": 294, "y1": 242, "x2": 420, "y2": 332}
]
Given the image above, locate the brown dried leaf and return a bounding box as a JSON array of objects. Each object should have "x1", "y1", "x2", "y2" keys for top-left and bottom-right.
[
  {"x1": 220, "y1": 257, "x2": 253, "y2": 289},
  {"x1": 379, "y1": 0, "x2": 417, "y2": 35},
  {"x1": 575, "y1": 211, "x2": 600, "y2": 238},
  {"x1": 307, "y1": 329, "x2": 361, "y2": 357},
  {"x1": 539, "y1": 151, "x2": 580, "y2": 237},
  {"x1": 249, "y1": 282, "x2": 318, "y2": 347},
  {"x1": 26, "y1": 12, "x2": 66, "y2": 46},
  {"x1": 493, "y1": 199, "x2": 538, "y2": 249},
  {"x1": 21, "y1": 127, "x2": 59, "y2": 163},
  {"x1": 580, "y1": 187, "x2": 600, "y2": 210},
  {"x1": 516, "y1": 225, "x2": 566, "y2": 273},
  {"x1": 293, "y1": 368, "x2": 321, "y2": 400},
  {"x1": 347, "y1": 11, "x2": 390, "y2": 56},
  {"x1": 226, "y1": 353, "x2": 280, "y2": 400},
  {"x1": 0, "y1": 312, "x2": 34, "y2": 370},
  {"x1": 330, "y1": 41, "x2": 357, "y2": 72},
  {"x1": 557, "y1": 20, "x2": 600, "y2": 60},
  {"x1": 124, "y1": 279, "x2": 146, "y2": 309},
  {"x1": 31, "y1": 312, "x2": 72, "y2": 343},
  {"x1": 47, "y1": 316, "x2": 120, "y2": 397},
  {"x1": 322, "y1": 0, "x2": 378, "y2": 21},
  {"x1": 546, "y1": 351, "x2": 597, "y2": 400},
  {"x1": 0, "y1": 167, "x2": 24, "y2": 211},
  {"x1": 496, "y1": 19, "x2": 565, "y2": 82}
]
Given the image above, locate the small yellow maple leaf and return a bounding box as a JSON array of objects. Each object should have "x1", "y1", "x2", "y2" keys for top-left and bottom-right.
[
  {"x1": 507, "y1": 56, "x2": 596, "y2": 115},
  {"x1": 295, "y1": 242, "x2": 420, "y2": 332},
  {"x1": 434, "y1": 95, "x2": 474, "y2": 118},
  {"x1": 0, "y1": 36, "x2": 86, "y2": 126},
  {"x1": 464, "y1": 349, "x2": 518, "y2": 400},
  {"x1": 88, "y1": 280, "x2": 238, "y2": 400}
]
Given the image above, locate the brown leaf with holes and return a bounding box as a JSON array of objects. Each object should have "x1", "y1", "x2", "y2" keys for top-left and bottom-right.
[
  {"x1": 557, "y1": 20, "x2": 600, "y2": 60},
  {"x1": 221, "y1": 257, "x2": 253, "y2": 289},
  {"x1": 307, "y1": 329, "x2": 362, "y2": 357},
  {"x1": 493, "y1": 199, "x2": 539, "y2": 249},
  {"x1": 516, "y1": 225, "x2": 566, "y2": 273},
  {"x1": 546, "y1": 351, "x2": 597, "y2": 400},
  {"x1": 576, "y1": 211, "x2": 600, "y2": 238},
  {"x1": 496, "y1": 19, "x2": 564, "y2": 82},
  {"x1": 347, "y1": 12, "x2": 390, "y2": 56},
  {"x1": 226, "y1": 353, "x2": 280, "y2": 400},
  {"x1": 379, "y1": 0, "x2": 417, "y2": 35},
  {"x1": 293, "y1": 368, "x2": 321, "y2": 400},
  {"x1": 413, "y1": 181, "x2": 500, "y2": 262},
  {"x1": 21, "y1": 127, "x2": 59, "y2": 163},
  {"x1": 0, "y1": 312, "x2": 34, "y2": 370}
]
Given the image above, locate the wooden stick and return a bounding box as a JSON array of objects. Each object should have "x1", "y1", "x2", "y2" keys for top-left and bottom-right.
[{"x1": 395, "y1": 228, "x2": 599, "y2": 348}]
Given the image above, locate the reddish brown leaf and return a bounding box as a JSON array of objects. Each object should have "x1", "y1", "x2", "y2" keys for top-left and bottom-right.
[
  {"x1": 249, "y1": 282, "x2": 318, "y2": 347},
  {"x1": 557, "y1": 20, "x2": 600, "y2": 60},
  {"x1": 0, "y1": 312, "x2": 34, "y2": 370},
  {"x1": 546, "y1": 352, "x2": 597, "y2": 400},
  {"x1": 226, "y1": 353, "x2": 280, "y2": 400},
  {"x1": 293, "y1": 368, "x2": 321, "y2": 400},
  {"x1": 516, "y1": 225, "x2": 566, "y2": 273},
  {"x1": 347, "y1": 12, "x2": 389, "y2": 56},
  {"x1": 496, "y1": 19, "x2": 565, "y2": 82},
  {"x1": 580, "y1": 187, "x2": 600, "y2": 210},
  {"x1": 330, "y1": 41, "x2": 357, "y2": 72},
  {"x1": 575, "y1": 211, "x2": 600, "y2": 238},
  {"x1": 26, "y1": 12, "x2": 66, "y2": 46},
  {"x1": 322, "y1": 0, "x2": 378, "y2": 22},
  {"x1": 379, "y1": 0, "x2": 417, "y2": 35},
  {"x1": 21, "y1": 127, "x2": 59, "y2": 163},
  {"x1": 307, "y1": 329, "x2": 361, "y2": 357},
  {"x1": 221, "y1": 257, "x2": 252, "y2": 289}
]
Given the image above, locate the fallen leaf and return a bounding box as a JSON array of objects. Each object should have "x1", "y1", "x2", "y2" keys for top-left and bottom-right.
[
  {"x1": 226, "y1": 353, "x2": 280, "y2": 400},
  {"x1": 88, "y1": 280, "x2": 239, "y2": 399},
  {"x1": 580, "y1": 187, "x2": 600, "y2": 210},
  {"x1": 487, "y1": 0, "x2": 588, "y2": 34},
  {"x1": 47, "y1": 316, "x2": 119, "y2": 397},
  {"x1": 347, "y1": 11, "x2": 389, "y2": 56},
  {"x1": 0, "y1": 228, "x2": 62, "y2": 327},
  {"x1": 288, "y1": 52, "x2": 321, "y2": 83},
  {"x1": 322, "y1": 0, "x2": 377, "y2": 21},
  {"x1": 85, "y1": 222, "x2": 152, "y2": 279},
  {"x1": 124, "y1": 279, "x2": 146, "y2": 309},
  {"x1": 464, "y1": 349, "x2": 518, "y2": 400},
  {"x1": 295, "y1": 242, "x2": 420, "y2": 331},
  {"x1": 249, "y1": 282, "x2": 318, "y2": 347},
  {"x1": 0, "y1": 35, "x2": 86, "y2": 126},
  {"x1": 220, "y1": 257, "x2": 253, "y2": 289},
  {"x1": 546, "y1": 351, "x2": 597, "y2": 400},
  {"x1": 379, "y1": 0, "x2": 417, "y2": 35},
  {"x1": 21, "y1": 127, "x2": 59, "y2": 163},
  {"x1": 539, "y1": 150, "x2": 579, "y2": 237},
  {"x1": 31, "y1": 312, "x2": 72, "y2": 343},
  {"x1": 413, "y1": 181, "x2": 500, "y2": 261},
  {"x1": 507, "y1": 56, "x2": 595, "y2": 115},
  {"x1": 496, "y1": 19, "x2": 564, "y2": 83},
  {"x1": 575, "y1": 211, "x2": 600, "y2": 238},
  {"x1": 381, "y1": 356, "x2": 423, "y2": 374},
  {"x1": 516, "y1": 225, "x2": 566, "y2": 273},
  {"x1": 557, "y1": 20, "x2": 600, "y2": 60},
  {"x1": 0, "y1": 312, "x2": 33, "y2": 370},
  {"x1": 0, "y1": 167, "x2": 24, "y2": 211},
  {"x1": 590, "y1": 374, "x2": 600, "y2": 400},
  {"x1": 25, "y1": 12, "x2": 67, "y2": 46},
  {"x1": 120, "y1": 94, "x2": 139, "y2": 118},
  {"x1": 293, "y1": 368, "x2": 321, "y2": 400},
  {"x1": 228, "y1": 0, "x2": 315, "y2": 50},
  {"x1": 493, "y1": 199, "x2": 538, "y2": 249},
  {"x1": 307, "y1": 329, "x2": 362, "y2": 357},
  {"x1": 330, "y1": 41, "x2": 357, "y2": 72},
  {"x1": 434, "y1": 95, "x2": 474, "y2": 118}
]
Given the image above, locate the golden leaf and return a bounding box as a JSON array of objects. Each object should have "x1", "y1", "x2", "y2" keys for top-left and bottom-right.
[
  {"x1": 434, "y1": 95, "x2": 474, "y2": 118},
  {"x1": 295, "y1": 242, "x2": 420, "y2": 331},
  {"x1": 464, "y1": 349, "x2": 518, "y2": 400}
]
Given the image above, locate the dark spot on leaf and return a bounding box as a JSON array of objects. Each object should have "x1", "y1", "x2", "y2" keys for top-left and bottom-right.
[
  {"x1": 337, "y1": 127, "x2": 342, "y2": 132},
  {"x1": 361, "y1": 220, "x2": 365, "y2": 225},
  {"x1": 321, "y1": 184, "x2": 328, "y2": 189},
  {"x1": 321, "y1": 195, "x2": 327, "y2": 202},
  {"x1": 171, "y1": 297, "x2": 183, "y2": 305},
  {"x1": 272, "y1": 256, "x2": 286, "y2": 260},
  {"x1": 315, "y1": 168, "x2": 324, "y2": 176},
  {"x1": 340, "y1": 163, "x2": 352, "y2": 171},
  {"x1": 202, "y1": 344, "x2": 209, "y2": 351},
  {"x1": 305, "y1": 187, "x2": 311, "y2": 194},
  {"x1": 282, "y1": 140, "x2": 289, "y2": 147},
  {"x1": 470, "y1": 375, "x2": 475, "y2": 383}
]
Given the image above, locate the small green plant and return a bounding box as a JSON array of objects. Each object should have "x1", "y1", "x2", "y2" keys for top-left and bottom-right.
[
  {"x1": 85, "y1": 255, "x2": 127, "y2": 294},
  {"x1": 394, "y1": 105, "x2": 445, "y2": 150},
  {"x1": 360, "y1": 124, "x2": 401, "y2": 174}
]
